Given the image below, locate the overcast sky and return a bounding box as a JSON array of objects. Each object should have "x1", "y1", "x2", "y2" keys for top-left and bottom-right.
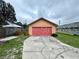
[{"x1": 4, "y1": 0, "x2": 79, "y2": 25}]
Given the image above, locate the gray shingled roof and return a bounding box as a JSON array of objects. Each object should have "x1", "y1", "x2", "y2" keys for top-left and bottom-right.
[{"x1": 59, "y1": 22, "x2": 79, "y2": 28}]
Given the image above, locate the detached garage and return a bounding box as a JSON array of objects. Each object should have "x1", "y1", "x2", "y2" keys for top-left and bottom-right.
[{"x1": 28, "y1": 18, "x2": 58, "y2": 36}]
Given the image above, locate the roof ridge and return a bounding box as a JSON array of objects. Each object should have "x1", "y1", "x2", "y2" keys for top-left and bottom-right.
[{"x1": 28, "y1": 18, "x2": 58, "y2": 27}]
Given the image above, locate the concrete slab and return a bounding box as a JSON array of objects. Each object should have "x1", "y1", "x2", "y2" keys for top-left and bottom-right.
[
  {"x1": 0, "y1": 36, "x2": 17, "y2": 42},
  {"x1": 22, "y1": 36, "x2": 79, "y2": 59}
]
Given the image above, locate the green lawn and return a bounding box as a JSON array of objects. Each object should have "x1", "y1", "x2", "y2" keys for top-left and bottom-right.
[
  {"x1": 0, "y1": 35, "x2": 28, "y2": 59},
  {"x1": 0, "y1": 33, "x2": 79, "y2": 59},
  {"x1": 56, "y1": 32, "x2": 79, "y2": 48}
]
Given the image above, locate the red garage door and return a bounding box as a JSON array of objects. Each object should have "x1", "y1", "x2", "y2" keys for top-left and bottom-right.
[{"x1": 32, "y1": 27, "x2": 52, "y2": 36}]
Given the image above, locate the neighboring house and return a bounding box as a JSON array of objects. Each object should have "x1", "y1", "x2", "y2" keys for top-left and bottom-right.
[
  {"x1": 58, "y1": 22, "x2": 79, "y2": 35},
  {"x1": 28, "y1": 18, "x2": 58, "y2": 36},
  {"x1": 0, "y1": 21, "x2": 22, "y2": 38}
]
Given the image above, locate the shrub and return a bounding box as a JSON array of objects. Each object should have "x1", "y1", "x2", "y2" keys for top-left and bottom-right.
[
  {"x1": 51, "y1": 33, "x2": 58, "y2": 37},
  {"x1": 22, "y1": 29, "x2": 28, "y2": 36},
  {"x1": 23, "y1": 32, "x2": 29, "y2": 36},
  {"x1": 73, "y1": 34, "x2": 78, "y2": 36},
  {"x1": 14, "y1": 30, "x2": 23, "y2": 36}
]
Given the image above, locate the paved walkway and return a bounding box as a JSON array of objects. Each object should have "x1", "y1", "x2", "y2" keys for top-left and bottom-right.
[
  {"x1": 22, "y1": 36, "x2": 79, "y2": 59},
  {"x1": 0, "y1": 36, "x2": 17, "y2": 42}
]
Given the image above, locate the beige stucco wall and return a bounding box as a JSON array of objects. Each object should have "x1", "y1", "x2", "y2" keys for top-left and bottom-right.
[{"x1": 28, "y1": 20, "x2": 56, "y2": 35}]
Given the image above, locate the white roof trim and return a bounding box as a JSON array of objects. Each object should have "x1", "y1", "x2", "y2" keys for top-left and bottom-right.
[{"x1": 2, "y1": 21, "x2": 21, "y2": 27}]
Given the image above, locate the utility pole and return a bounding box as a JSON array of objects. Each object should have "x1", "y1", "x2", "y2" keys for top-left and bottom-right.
[
  {"x1": 59, "y1": 20, "x2": 61, "y2": 26},
  {"x1": 58, "y1": 20, "x2": 61, "y2": 32}
]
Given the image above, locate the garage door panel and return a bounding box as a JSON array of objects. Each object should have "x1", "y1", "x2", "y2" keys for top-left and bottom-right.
[{"x1": 32, "y1": 27, "x2": 52, "y2": 36}]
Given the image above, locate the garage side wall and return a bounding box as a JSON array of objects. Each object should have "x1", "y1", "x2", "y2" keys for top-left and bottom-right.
[{"x1": 28, "y1": 20, "x2": 56, "y2": 35}]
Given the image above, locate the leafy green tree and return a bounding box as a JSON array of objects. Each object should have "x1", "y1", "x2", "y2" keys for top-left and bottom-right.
[
  {"x1": 15, "y1": 22, "x2": 22, "y2": 26},
  {"x1": 0, "y1": 0, "x2": 6, "y2": 25},
  {"x1": 7, "y1": 3, "x2": 16, "y2": 23},
  {"x1": 0, "y1": 0, "x2": 16, "y2": 25},
  {"x1": 22, "y1": 24, "x2": 27, "y2": 29},
  {"x1": 22, "y1": 24, "x2": 28, "y2": 35}
]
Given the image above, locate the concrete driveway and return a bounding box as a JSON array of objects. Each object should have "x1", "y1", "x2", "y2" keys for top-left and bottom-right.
[{"x1": 22, "y1": 36, "x2": 79, "y2": 59}]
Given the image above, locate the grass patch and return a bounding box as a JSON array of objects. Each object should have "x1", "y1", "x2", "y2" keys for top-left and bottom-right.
[
  {"x1": 0, "y1": 35, "x2": 28, "y2": 59},
  {"x1": 56, "y1": 32, "x2": 79, "y2": 48}
]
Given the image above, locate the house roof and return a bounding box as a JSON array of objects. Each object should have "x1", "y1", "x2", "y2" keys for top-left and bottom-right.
[
  {"x1": 59, "y1": 22, "x2": 79, "y2": 28},
  {"x1": 2, "y1": 21, "x2": 21, "y2": 28},
  {"x1": 28, "y1": 18, "x2": 58, "y2": 27}
]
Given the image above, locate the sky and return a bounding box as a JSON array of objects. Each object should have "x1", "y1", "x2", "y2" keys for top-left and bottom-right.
[{"x1": 4, "y1": 0, "x2": 79, "y2": 25}]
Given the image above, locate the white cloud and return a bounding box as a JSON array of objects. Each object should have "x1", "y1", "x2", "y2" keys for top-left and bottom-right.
[{"x1": 4, "y1": 0, "x2": 79, "y2": 25}]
